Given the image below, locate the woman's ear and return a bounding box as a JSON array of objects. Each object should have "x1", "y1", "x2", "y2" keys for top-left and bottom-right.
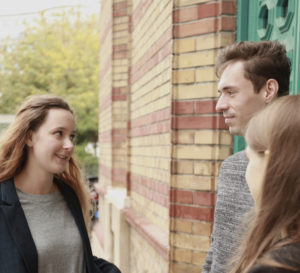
[{"x1": 26, "y1": 131, "x2": 33, "y2": 147}]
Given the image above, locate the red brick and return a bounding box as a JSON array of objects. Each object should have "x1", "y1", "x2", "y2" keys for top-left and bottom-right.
[
  {"x1": 136, "y1": 41, "x2": 171, "y2": 82},
  {"x1": 219, "y1": 16, "x2": 236, "y2": 31},
  {"x1": 198, "y1": 3, "x2": 219, "y2": 19},
  {"x1": 173, "y1": 6, "x2": 198, "y2": 23},
  {"x1": 113, "y1": 1, "x2": 127, "y2": 10},
  {"x1": 130, "y1": 173, "x2": 169, "y2": 196},
  {"x1": 130, "y1": 108, "x2": 171, "y2": 128},
  {"x1": 195, "y1": 100, "x2": 217, "y2": 114},
  {"x1": 172, "y1": 116, "x2": 227, "y2": 129},
  {"x1": 173, "y1": 18, "x2": 218, "y2": 38},
  {"x1": 170, "y1": 204, "x2": 213, "y2": 221},
  {"x1": 130, "y1": 120, "x2": 171, "y2": 137},
  {"x1": 100, "y1": 128, "x2": 128, "y2": 143},
  {"x1": 112, "y1": 94, "x2": 127, "y2": 101},
  {"x1": 170, "y1": 189, "x2": 193, "y2": 204},
  {"x1": 112, "y1": 128, "x2": 127, "y2": 142},
  {"x1": 113, "y1": 9, "x2": 128, "y2": 17},
  {"x1": 193, "y1": 192, "x2": 214, "y2": 206},
  {"x1": 131, "y1": 38, "x2": 172, "y2": 83},
  {"x1": 172, "y1": 101, "x2": 194, "y2": 114},
  {"x1": 113, "y1": 44, "x2": 128, "y2": 52},
  {"x1": 131, "y1": 27, "x2": 171, "y2": 78},
  {"x1": 131, "y1": 180, "x2": 169, "y2": 207},
  {"x1": 112, "y1": 168, "x2": 127, "y2": 184},
  {"x1": 158, "y1": 39, "x2": 172, "y2": 62},
  {"x1": 112, "y1": 87, "x2": 128, "y2": 94},
  {"x1": 220, "y1": 1, "x2": 236, "y2": 15},
  {"x1": 113, "y1": 51, "x2": 127, "y2": 59},
  {"x1": 132, "y1": 0, "x2": 153, "y2": 31}
]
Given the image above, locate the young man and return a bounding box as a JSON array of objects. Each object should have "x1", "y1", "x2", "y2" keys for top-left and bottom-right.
[{"x1": 202, "y1": 41, "x2": 291, "y2": 273}]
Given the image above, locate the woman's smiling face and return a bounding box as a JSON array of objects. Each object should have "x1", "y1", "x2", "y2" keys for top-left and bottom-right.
[{"x1": 26, "y1": 108, "x2": 76, "y2": 175}]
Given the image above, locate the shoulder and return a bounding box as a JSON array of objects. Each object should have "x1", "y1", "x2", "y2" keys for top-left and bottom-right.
[
  {"x1": 218, "y1": 150, "x2": 248, "y2": 178},
  {"x1": 216, "y1": 149, "x2": 253, "y2": 206},
  {"x1": 218, "y1": 150, "x2": 248, "y2": 179},
  {"x1": 222, "y1": 150, "x2": 248, "y2": 166}
]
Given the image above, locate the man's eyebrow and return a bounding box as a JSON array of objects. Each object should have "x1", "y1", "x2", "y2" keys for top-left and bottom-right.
[{"x1": 218, "y1": 86, "x2": 237, "y2": 92}]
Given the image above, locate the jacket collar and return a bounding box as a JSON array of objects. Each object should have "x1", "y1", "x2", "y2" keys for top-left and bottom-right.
[{"x1": 0, "y1": 178, "x2": 38, "y2": 273}]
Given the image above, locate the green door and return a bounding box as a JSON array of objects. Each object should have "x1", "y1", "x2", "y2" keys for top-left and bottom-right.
[{"x1": 235, "y1": 0, "x2": 300, "y2": 152}]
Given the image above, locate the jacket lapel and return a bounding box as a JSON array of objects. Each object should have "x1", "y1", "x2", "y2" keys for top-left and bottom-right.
[{"x1": 0, "y1": 178, "x2": 38, "y2": 273}]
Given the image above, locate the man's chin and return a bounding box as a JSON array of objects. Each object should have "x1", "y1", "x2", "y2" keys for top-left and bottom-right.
[{"x1": 229, "y1": 127, "x2": 243, "y2": 136}]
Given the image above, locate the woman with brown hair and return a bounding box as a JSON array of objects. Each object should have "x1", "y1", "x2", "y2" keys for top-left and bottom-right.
[
  {"x1": 230, "y1": 95, "x2": 300, "y2": 273},
  {"x1": 0, "y1": 95, "x2": 120, "y2": 273}
]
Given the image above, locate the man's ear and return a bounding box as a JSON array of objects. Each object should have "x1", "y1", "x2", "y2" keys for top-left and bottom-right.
[{"x1": 263, "y1": 79, "x2": 279, "y2": 104}]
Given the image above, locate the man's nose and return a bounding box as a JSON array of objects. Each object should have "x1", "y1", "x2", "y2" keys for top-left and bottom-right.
[{"x1": 215, "y1": 95, "x2": 229, "y2": 112}]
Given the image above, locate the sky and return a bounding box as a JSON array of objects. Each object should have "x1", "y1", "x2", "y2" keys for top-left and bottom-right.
[{"x1": 0, "y1": 0, "x2": 101, "y2": 39}]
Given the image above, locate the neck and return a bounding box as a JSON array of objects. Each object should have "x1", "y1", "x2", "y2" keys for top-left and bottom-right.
[{"x1": 14, "y1": 166, "x2": 56, "y2": 195}]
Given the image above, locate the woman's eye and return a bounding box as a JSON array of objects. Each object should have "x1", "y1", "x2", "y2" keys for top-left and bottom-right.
[
  {"x1": 54, "y1": 131, "x2": 63, "y2": 137},
  {"x1": 70, "y1": 134, "x2": 76, "y2": 142}
]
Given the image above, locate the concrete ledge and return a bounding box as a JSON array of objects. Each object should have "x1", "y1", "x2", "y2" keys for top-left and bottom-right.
[
  {"x1": 93, "y1": 222, "x2": 105, "y2": 249},
  {"x1": 123, "y1": 207, "x2": 169, "y2": 260}
]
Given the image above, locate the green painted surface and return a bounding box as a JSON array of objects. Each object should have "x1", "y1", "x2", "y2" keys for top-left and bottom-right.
[{"x1": 235, "y1": 0, "x2": 299, "y2": 153}]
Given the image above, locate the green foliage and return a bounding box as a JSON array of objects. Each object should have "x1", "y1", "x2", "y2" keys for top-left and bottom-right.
[
  {"x1": 0, "y1": 9, "x2": 100, "y2": 170},
  {"x1": 75, "y1": 143, "x2": 99, "y2": 177}
]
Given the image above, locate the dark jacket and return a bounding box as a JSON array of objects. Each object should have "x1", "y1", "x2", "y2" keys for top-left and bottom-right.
[
  {"x1": 248, "y1": 242, "x2": 300, "y2": 273},
  {"x1": 0, "y1": 178, "x2": 120, "y2": 273}
]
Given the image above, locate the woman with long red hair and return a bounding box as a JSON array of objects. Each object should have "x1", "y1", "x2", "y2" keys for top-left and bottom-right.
[{"x1": 0, "y1": 95, "x2": 120, "y2": 273}]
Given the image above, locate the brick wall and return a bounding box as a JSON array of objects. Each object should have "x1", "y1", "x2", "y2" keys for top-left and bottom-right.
[
  {"x1": 127, "y1": 0, "x2": 172, "y2": 271},
  {"x1": 97, "y1": 0, "x2": 237, "y2": 272},
  {"x1": 99, "y1": 0, "x2": 113, "y2": 188},
  {"x1": 170, "y1": 1, "x2": 236, "y2": 271}
]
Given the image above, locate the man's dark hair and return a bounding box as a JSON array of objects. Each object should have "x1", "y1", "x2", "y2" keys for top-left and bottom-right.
[{"x1": 216, "y1": 41, "x2": 291, "y2": 97}]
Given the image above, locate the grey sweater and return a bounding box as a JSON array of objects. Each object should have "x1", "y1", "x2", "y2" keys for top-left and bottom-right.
[
  {"x1": 17, "y1": 187, "x2": 86, "y2": 273},
  {"x1": 202, "y1": 151, "x2": 254, "y2": 273}
]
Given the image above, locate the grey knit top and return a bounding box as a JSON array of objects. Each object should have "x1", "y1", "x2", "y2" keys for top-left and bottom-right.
[
  {"x1": 202, "y1": 151, "x2": 254, "y2": 273},
  {"x1": 17, "y1": 187, "x2": 86, "y2": 273}
]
